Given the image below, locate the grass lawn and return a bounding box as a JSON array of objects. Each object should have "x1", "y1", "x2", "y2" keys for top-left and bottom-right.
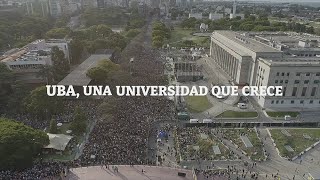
[
  {"x1": 267, "y1": 111, "x2": 300, "y2": 118},
  {"x1": 168, "y1": 28, "x2": 210, "y2": 47},
  {"x1": 57, "y1": 123, "x2": 71, "y2": 134},
  {"x1": 185, "y1": 96, "x2": 212, "y2": 113},
  {"x1": 176, "y1": 128, "x2": 237, "y2": 161},
  {"x1": 222, "y1": 128, "x2": 264, "y2": 161},
  {"x1": 216, "y1": 111, "x2": 258, "y2": 118},
  {"x1": 270, "y1": 129, "x2": 320, "y2": 158}
]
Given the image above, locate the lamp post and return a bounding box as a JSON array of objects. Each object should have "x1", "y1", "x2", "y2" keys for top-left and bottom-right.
[{"x1": 130, "y1": 57, "x2": 134, "y2": 75}]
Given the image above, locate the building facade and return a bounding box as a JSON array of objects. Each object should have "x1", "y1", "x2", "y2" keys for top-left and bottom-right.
[
  {"x1": 0, "y1": 39, "x2": 70, "y2": 83},
  {"x1": 210, "y1": 31, "x2": 320, "y2": 109}
]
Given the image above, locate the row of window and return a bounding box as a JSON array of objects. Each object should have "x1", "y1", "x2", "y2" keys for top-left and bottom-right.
[
  {"x1": 276, "y1": 72, "x2": 320, "y2": 77},
  {"x1": 296, "y1": 72, "x2": 320, "y2": 76},
  {"x1": 271, "y1": 100, "x2": 320, "y2": 104},
  {"x1": 291, "y1": 87, "x2": 318, "y2": 97},
  {"x1": 274, "y1": 80, "x2": 320, "y2": 84}
]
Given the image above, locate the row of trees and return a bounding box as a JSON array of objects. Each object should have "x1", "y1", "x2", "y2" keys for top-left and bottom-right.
[
  {"x1": 180, "y1": 15, "x2": 315, "y2": 34},
  {"x1": 152, "y1": 22, "x2": 171, "y2": 48},
  {"x1": 0, "y1": 10, "x2": 74, "y2": 51}
]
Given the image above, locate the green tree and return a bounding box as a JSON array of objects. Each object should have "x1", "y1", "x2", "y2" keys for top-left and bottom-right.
[
  {"x1": 24, "y1": 86, "x2": 61, "y2": 118},
  {"x1": 37, "y1": 65, "x2": 54, "y2": 84},
  {"x1": 0, "y1": 118, "x2": 49, "y2": 170},
  {"x1": 6, "y1": 81, "x2": 31, "y2": 114},
  {"x1": 70, "y1": 107, "x2": 87, "y2": 135},
  {"x1": 0, "y1": 62, "x2": 13, "y2": 112},
  {"x1": 51, "y1": 46, "x2": 70, "y2": 82},
  {"x1": 69, "y1": 39, "x2": 84, "y2": 64},
  {"x1": 49, "y1": 119, "x2": 58, "y2": 134},
  {"x1": 87, "y1": 59, "x2": 121, "y2": 84},
  {"x1": 126, "y1": 29, "x2": 140, "y2": 39},
  {"x1": 45, "y1": 27, "x2": 70, "y2": 39}
]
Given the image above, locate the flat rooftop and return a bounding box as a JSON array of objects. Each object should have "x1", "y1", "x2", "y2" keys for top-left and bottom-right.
[
  {"x1": 213, "y1": 31, "x2": 280, "y2": 53},
  {"x1": 58, "y1": 54, "x2": 111, "y2": 86},
  {"x1": 68, "y1": 165, "x2": 193, "y2": 180}
]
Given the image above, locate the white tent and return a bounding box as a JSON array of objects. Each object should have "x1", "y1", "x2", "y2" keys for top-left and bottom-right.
[{"x1": 44, "y1": 133, "x2": 73, "y2": 151}]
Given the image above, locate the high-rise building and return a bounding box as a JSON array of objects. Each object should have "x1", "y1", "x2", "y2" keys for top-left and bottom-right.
[{"x1": 49, "y1": 0, "x2": 62, "y2": 16}]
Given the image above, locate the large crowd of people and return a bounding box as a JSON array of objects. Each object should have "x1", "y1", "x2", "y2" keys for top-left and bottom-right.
[{"x1": 0, "y1": 22, "x2": 177, "y2": 179}]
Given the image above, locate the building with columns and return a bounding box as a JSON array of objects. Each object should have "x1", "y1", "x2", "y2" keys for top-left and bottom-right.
[{"x1": 210, "y1": 31, "x2": 320, "y2": 109}]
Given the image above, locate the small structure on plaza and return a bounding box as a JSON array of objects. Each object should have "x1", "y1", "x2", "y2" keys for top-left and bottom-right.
[
  {"x1": 240, "y1": 135, "x2": 253, "y2": 148},
  {"x1": 281, "y1": 130, "x2": 292, "y2": 137},
  {"x1": 284, "y1": 145, "x2": 294, "y2": 152},
  {"x1": 303, "y1": 134, "x2": 311, "y2": 139},
  {"x1": 212, "y1": 145, "x2": 221, "y2": 155}
]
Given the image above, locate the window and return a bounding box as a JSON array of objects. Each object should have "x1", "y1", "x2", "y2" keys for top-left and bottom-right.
[
  {"x1": 300, "y1": 100, "x2": 304, "y2": 104},
  {"x1": 281, "y1": 73, "x2": 284, "y2": 76},
  {"x1": 275, "y1": 80, "x2": 278, "y2": 83},
  {"x1": 280, "y1": 80, "x2": 283, "y2": 83},
  {"x1": 283, "y1": 87, "x2": 286, "y2": 96},
  {"x1": 291, "y1": 100, "x2": 294, "y2": 104},
  {"x1": 276, "y1": 100, "x2": 279, "y2": 104},
  {"x1": 287, "y1": 73, "x2": 290, "y2": 76},
  {"x1": 316, "y1": 73, "x2": 320, "y2": 76},
  {"x1": 306, "y1": 73, "x2": 310, "y2": 76},
  {"x1": 285, "y1": 80, "x2": 288, "y2": 84},
  {"x1": 311, "y1": 87, "x2": 317, "y2": 96},
  {"x1": 301, "y1": 87, "x2": 307, "y2": 96},
  {"x1": 294, "y1": 80, "x2": 300, "y2": 84},
  {"x1": 296, "y1": 73, "x2": 301, "y2": 76},
  {"x1": 292, "y1": 87, "x2": 297, "y2": 96},
  {"x1": 271, "y1": 100, "x2": 274, "y2": 104},
  {"x1": 304, "y1": 80, "x2": 309, "y2": 84},
  {"x1": 281, "y1": 100, "x2": 284, "y2": 104},
  {"x1": 276, "y1": 72, "x2": 279, "y2": 76},
  {"x1": 310, "y1": 100, "x2": 313, "y2": 104},
  {"x1": 314, "y1": 80, "x2": 319, "y2": 84}
]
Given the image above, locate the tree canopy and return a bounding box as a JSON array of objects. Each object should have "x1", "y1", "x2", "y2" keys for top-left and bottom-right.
[
  {"x1": 24, "y1": 86, "x2": 61, "y2": 118},
  {"x1": 0, "y1": 118, "x2": 49, "y2": 170},
  {"x1": 70, "y1": 107, "x2": 87, "y2": 135},
  {"x1": 51, "y1": 46, "x2": 70, "y2": 82},
  {"x1": 87, "y1": 59, "x2": 121, "y2": 84},
  {"x1": 152, "y1": 22, "x2": 171, "y2": 48},
  {"x1": 0, "y1": 62, "x2": 14, "y2": 113}
]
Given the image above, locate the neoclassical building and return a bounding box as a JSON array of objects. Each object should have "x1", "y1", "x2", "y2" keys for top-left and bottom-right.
[{"x1": 210, "y1": 31, "x2": 320, "y2": 109}]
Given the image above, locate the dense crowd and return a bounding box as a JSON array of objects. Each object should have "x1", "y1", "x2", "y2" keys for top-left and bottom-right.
[
  {"x1": 0, "y1": 161, "x2": 68, "y2": 180},
  {"x1": 0, "y1": 100, "x2": 100, "y2": 179},
  {"x1": 0, "y1": 22, "x2": 177, "y2": 179},
  {"x1": 74, "y1": 35, "x2": 176, "y2": 166}
]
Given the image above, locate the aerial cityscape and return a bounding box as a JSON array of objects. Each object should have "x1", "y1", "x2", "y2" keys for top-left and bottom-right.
[{"x1": 0, "y1": 0, "x2": 320, "y2": 179}]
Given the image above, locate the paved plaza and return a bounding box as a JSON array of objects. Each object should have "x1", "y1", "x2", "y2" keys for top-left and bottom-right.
[{"x1": 68, "y1": 166, "x2": 193, "y2": 180}]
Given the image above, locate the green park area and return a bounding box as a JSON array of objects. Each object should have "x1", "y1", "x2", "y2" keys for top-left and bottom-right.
[
  {"x1": 167, "y1": 28, "x2": 210, "y2": 48},
  {"x1": 175, "y1": 128, "x2": 237, "y2": 162},
  {"x1": 185, "y1": 96, "x2": 212, "y2": 113},
  {"x1": 222, "y1": 128, "x2": 265, "y2": 161},
  {"x1": 267, "y1": 111, "x2": 300, "y2": 118},
  {"x1": 270, "y1": 129, "x2": 320, "y2": 159},
  {"x1": 216, "y1": 111, "x2": 258, "y2": 118}
]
